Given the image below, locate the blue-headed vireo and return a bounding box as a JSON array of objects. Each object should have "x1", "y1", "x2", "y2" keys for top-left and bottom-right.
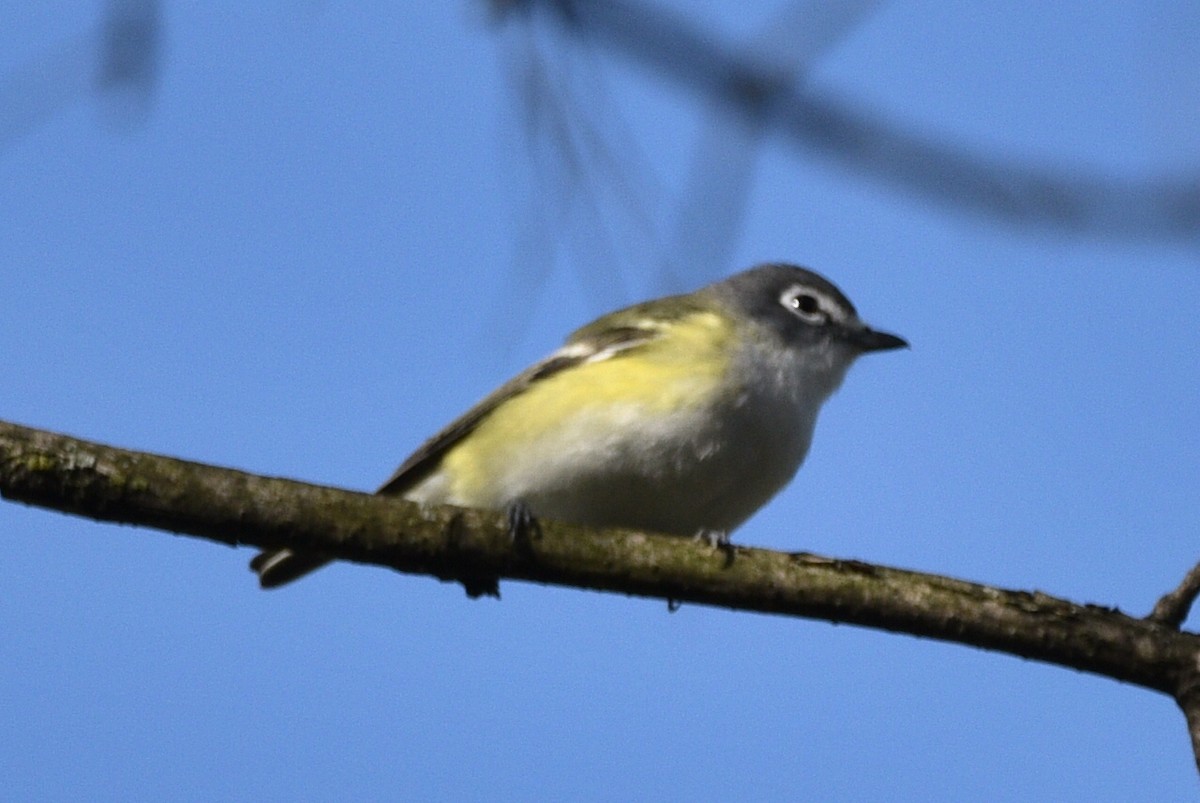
[{"x1": 251, "y1": 263, "x2": 906, "y2": 588}]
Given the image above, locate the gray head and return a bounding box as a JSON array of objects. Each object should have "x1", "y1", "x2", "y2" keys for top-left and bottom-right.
[{"x1": 710, "y1": 263, "x2": 907, "y2": 356}]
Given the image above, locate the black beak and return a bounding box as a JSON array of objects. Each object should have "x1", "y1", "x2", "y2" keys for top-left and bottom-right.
[{"x1": 848, "y1": 326, "x2": 908, "y2": 353}]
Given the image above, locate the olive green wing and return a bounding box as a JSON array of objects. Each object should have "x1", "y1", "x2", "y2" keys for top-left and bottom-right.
[{"x1": 374, "y1": 307, "x2": 683, "y2": 496}]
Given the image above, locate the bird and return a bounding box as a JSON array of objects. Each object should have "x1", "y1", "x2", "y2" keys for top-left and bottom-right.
[{"x1": 250, "y1": 263, "x2": 906, "y2": 589}]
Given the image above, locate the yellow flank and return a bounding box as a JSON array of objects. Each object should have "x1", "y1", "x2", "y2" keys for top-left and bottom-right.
[{"x1": 438, "y1": 310, "x2": 735, "y2": 504}]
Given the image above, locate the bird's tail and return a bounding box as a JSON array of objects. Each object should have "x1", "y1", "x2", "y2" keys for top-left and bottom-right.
[{"x1": 249, "y1": 549, "x2": 332, "y2": 589}]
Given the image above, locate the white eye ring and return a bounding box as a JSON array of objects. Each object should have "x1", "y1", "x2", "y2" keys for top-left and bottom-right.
[{"x1": 781, "y1": 287, "x2": 827, "y2": 324}]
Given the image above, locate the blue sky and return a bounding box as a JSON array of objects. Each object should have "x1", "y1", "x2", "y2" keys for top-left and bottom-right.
[{"x1": 2, "y1": 2, "x2": 1198, "y2": 800}]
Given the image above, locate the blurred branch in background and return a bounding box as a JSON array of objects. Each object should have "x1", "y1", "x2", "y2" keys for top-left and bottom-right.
[
  {"x1": 96, "y1": 0, "x2": 162, "y2": 119},
  {"x1": 492, "y1": 0, "x2": 1200, "y2": 269},
  {"x1": 495, "y1": 0, "x2": 665, "y2": 312},
  {"x1": 663, "y1": 0, "x2": 882, "y2": 289},
  {"x1": 490, "y1": 0, "x2": 891, "y2": 314},
  {"x1": 0, "y1": 0, "x2": 161, "y2": 148}
]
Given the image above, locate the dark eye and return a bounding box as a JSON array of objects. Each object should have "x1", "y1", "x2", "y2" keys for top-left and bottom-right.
[{"x1": 783, "y1": 289, "x2": 827, "y2": 324}]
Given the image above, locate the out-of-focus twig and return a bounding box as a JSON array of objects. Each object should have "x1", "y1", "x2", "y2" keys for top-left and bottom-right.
[
  {"x1": 0, "y1": 0, "x2": 160, "y2": 148},
  {"x1": 498, "y1": 0, "x2": 1200, "y2": 239},
  {"x1": 666, "y1": 0, "x2": 883, "y2": 287}
]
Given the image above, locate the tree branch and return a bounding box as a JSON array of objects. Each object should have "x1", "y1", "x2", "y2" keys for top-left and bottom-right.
[
  {"x1": 1175, "y1": 666, "x2": 1200, "y2": 776},
  {"x1": 4, "y1": 418, "x2": 1200, "y2": 744},
  {"x1": 1151, "y1": 561, "x2": 1200, "y2": 629}
]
